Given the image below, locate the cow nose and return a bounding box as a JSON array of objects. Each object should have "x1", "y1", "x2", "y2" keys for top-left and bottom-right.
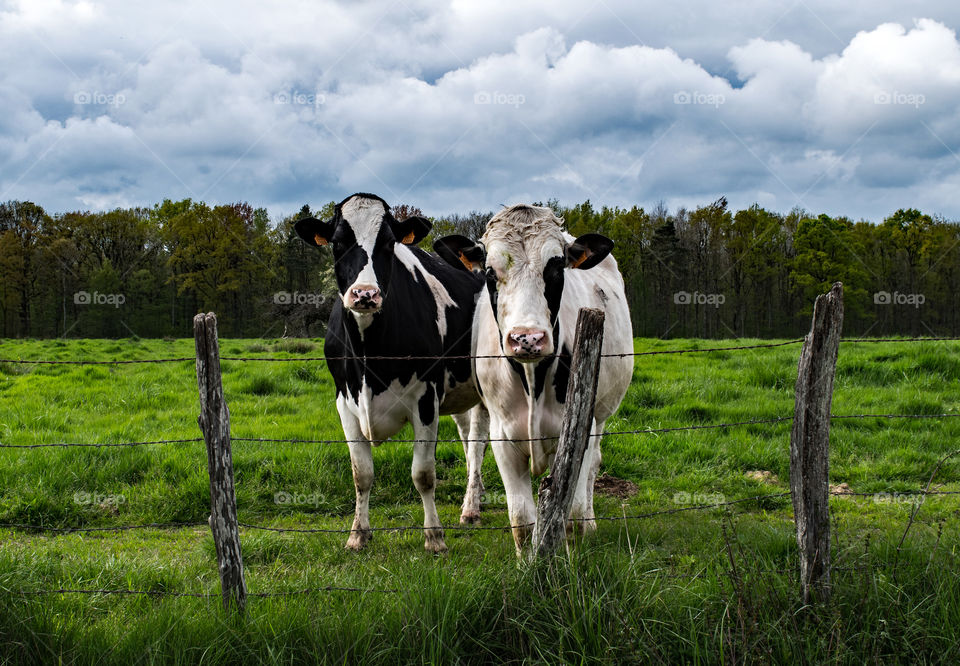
[
  {"x1": 508, "y1": 328, "x2": 547, "y2": 357},
  {"x1": 348, "y1": 285, "x2": 382, "y2": 311}
]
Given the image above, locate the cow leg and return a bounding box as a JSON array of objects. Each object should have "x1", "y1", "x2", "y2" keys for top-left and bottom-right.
[
  {"x1": 452, "y1": 411, "x2": 471, "y2": 460},
  {"x1": 340, "y1": 403, "x2": 374, "y2": 551},
  {"x1": 569, "y1": 419, "x2": 601, "y2": 537},
  {"x1": 491, "y1": 422, "x2": 535, "y2": 554},
  {"x1": 457, "y1": 405, "x2": 489, "y2": 525},
  {"x1": 583, "y1": 419, "x2": 605, "y2": 531},
  {"x1": 451, "y1": 411, "x2": 478, "y2": 524},
  {"x1": 412, "y1": 414, "x2": 447, "y2": 553}
]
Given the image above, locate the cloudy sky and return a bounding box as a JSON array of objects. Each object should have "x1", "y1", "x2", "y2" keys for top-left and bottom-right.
[{"x1": 1, "y1": 0, "x2": 959, "y2": 221}]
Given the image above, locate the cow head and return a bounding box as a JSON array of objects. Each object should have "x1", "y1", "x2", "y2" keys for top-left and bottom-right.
[
  {"x1": 295, "y1": 193, "x2": 431, "y2": 314},
  {"x1": 435, "y1": 204, "x2": 613, "y2": 361}
]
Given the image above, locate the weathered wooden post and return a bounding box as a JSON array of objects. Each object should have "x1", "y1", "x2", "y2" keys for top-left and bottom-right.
[
  {"x1": 790, "y1": 282, "x2": 843, "y2": 604},
  {"x1": 194, "y1": 312, "x2": 247, "y2": 612},
  {"x1": 533, "y1": 308, "x2": 606, "y2": 558}
]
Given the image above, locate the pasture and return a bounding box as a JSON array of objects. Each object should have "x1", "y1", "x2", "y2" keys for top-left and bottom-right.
[{"x1": 0, "y1": 336, "x2": 958, "y2": 664}]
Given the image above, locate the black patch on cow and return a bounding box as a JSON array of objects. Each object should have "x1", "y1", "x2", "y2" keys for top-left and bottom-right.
[
  {"x1": 542, "y1": 256, "x2": 565, "y2": 329},
  {"x1": 596, "y1": 286, "x2": 608, "y2": 304},
  {"x1": 328, "y1": 222, "x2": 367, "y2": 293},
  {"x1": 552, "y1": 343, "x2": 572, "y2": 404},
  {"x1": 346, "y1": 192, "x2": 389, "y2": 208},
  {"x1": 508, "y1": 358, "x2": 528, "y2": 393},
  {"x1": 485, "y1": 267, "x2": 499, "y2": 326},
  {"x1": 418, "y1": 382, "x2": 437, "y2": 426},
  {"x1": 532, "y1": 356, "x2": 551, "y2": 399}
]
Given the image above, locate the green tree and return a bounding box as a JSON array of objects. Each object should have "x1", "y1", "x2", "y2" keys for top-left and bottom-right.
[{"x1": 790, "y1": 214, "x2": 870, "y2": 317}]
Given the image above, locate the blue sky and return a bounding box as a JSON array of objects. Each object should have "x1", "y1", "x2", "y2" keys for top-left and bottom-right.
[{"x1": 1, "y1": 0, "x2": 959, "y2": 221}]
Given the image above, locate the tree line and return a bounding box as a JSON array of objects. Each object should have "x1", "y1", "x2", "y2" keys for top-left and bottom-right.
[{"x1": 1, "y1": 197, "x2": 957, "y2": 339}]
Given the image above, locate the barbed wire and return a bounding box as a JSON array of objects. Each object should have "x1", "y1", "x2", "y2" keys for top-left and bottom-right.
[
  {"x1": 220, "y1": 339, "x2": 808, "y2": 362},
  {"x1": 0, "y1": 438, "x2": 204, "y2": 449},
  {"x1": 842, "y1": 337, "x2": 960, "y2": 344},
  {"x1": 0, "y1": 357, "x2": 193, "y2": 365},
  {"x1": 829, "y1": 490, "x2": 960, "y2": 497},
  {"x1": 231, "y1": 413, "x2": 958, "y2": 446},
  {"x1": 237, "y1": 521, "x2": 525, "y2": 534},
  {"x1": 2, "y1": 334, "x2": 956, "y2": 367},
  {"x1": 229, "y1": 418, "x2": 794, "y2": 447},
  {"x1": 2, "y1": 413, "x2": 956, "y2": 449},
  {"x1": 0, "y1": 521, "x2": 206, "y2": 533},
  {"x1": 830, "y1": 413, "x2": 960, "y2": 421}
]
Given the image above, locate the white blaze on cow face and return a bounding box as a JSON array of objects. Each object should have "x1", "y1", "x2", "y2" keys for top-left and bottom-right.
[
  {"x1": 339, "y1": 196, "x2": 388, "y2": 314},
  {"x1": 482, "y1": 207, "x2": 568, "y2": 361}
]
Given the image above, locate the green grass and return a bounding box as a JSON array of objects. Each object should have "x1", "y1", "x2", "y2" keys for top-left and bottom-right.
[{"x1": 0, "y1": 336, "x2": 958, "y2": 663}]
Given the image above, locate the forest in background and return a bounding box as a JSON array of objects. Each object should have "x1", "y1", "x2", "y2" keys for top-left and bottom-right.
[{"x1": 1, "y1": 197, "x2": 957, "y2": 339}]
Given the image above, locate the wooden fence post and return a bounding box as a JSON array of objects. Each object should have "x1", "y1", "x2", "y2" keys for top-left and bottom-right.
[
  {"x1": 790, "y1": 282, "x2": 843, "y2": 604},
  {"x1": 532, "y1": 308, "x2": 606, "y2": 558},
  {"x1": 194, "y1": 312, "x2": 247, "y2": 612}
]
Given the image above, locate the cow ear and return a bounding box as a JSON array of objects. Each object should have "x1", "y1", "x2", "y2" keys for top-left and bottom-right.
[
  {"x1": 434, "y1": 235, "x2": 486, "y2": 273},
  {"x1": 294, "y1": 217, "x2": 335, "y2": 248},
  {"x1": 566, "y1": 233, "x2": 614, "y2": 270},
  {"x1": 391, "y1": 215, "x2": 432, "y2": 245}
]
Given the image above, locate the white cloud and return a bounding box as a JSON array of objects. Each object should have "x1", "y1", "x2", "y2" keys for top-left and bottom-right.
[{"x1": 0, "y1": 1, "x2": 958, "y2": 222}]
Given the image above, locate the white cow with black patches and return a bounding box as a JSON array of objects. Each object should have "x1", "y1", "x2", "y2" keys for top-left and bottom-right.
[
  {"x1": 295, "y1": 193, "x2": 488, "y2": 552},
  {"x1": 436, "y1": 204, "x2": 633, "y2": 554}
]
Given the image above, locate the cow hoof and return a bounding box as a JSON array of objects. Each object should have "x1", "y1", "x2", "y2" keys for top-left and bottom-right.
[
  {"x1": 565, "y1": 519, "x2": 597, "y2": 538},
  {"x1": 424, "y1": 529, "x2": 447, "y2": 553},
  {"x1": 345, "y1": 530, "x2": 372, "y2": 551},
  {"x1": 459, "y1": 511, "x2": 481, "y2": 525},
  {"x1": 425, "y1": 540, "x2": 448, "y2": 554},
  {"x1": 512, "y1": 524, "x2": 533, "y2": 553}
]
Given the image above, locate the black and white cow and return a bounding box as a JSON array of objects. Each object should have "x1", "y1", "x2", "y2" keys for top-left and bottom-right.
[
  {"x1": 436, "y1": 204, "x2": 633, "y2": 553},
  {"x1": 295, "y1": 193, "x2": 488, "y2": 552}
]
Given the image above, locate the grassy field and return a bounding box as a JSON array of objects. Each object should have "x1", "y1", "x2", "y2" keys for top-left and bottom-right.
[{"x1": 0, "y1": 335, "x2": 958, "y2": 664}]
